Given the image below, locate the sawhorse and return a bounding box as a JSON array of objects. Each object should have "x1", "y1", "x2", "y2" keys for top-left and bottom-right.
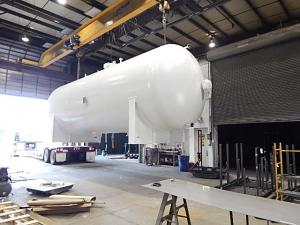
[{"x1": 155, "y1": 193, "x2": 191, "y2": 225}]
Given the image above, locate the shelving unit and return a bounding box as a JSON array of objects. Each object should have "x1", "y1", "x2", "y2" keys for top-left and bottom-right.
[{"x1": 158, "y1": 149, "x2": 179, "y2": 167}]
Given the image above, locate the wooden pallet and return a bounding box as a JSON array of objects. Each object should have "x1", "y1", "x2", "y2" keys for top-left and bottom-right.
[{"x1": 0, "y1": 201, "x2": 56, "y2": 225}]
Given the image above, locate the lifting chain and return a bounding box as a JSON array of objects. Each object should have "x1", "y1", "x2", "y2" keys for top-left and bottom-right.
[{"x1": 157, "y1": 0, "x2": 170, "y2": 45}]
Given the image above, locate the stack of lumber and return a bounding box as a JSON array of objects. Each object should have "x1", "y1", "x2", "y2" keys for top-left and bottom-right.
[
  {"x1": 27, "y1": 195, "x2": 97, "y2": 215},
  {"x1": 0, "y1": 200, "x2": 56, "y2": 225}
]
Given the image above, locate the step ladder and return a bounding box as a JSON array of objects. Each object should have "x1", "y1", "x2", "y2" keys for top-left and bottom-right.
[{"x1": 155, "y1": 193, "x2": 191, "y2": 225}]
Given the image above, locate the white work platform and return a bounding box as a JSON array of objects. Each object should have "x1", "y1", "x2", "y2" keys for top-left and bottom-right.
[{"x1": 143, "y1": 179, "x2": 300, "y2": 225}]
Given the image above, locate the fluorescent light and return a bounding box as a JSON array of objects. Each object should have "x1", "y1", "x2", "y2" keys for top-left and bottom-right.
[
  {"x1": 209, "y1": 38, "x2": 216, "y2": 48},
  {"x1": 105, "y1": 20, "x2": 113, "y2": 26},
  {"x1": 22, "y1": 35, "x2": 30, "y2": 43},
  {"x1": 57, "y1": 0, "x2": 66, "y2": 5}
]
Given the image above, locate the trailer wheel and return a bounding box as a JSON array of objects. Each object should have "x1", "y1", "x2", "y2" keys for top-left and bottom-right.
[
  {"x1": 50, "y1": 151, "x2": 57, "y2": 165},
  {"x1": 43, "y1": 148, "x2": 50, "y2": 163}
]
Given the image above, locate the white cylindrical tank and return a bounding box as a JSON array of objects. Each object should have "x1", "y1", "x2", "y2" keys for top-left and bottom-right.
[{"x1": 49, "y1": 44, "x2": 207, "y2": 142}]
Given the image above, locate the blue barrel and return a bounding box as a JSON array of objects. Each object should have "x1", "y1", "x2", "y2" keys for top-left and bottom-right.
[{"x1": 178, "y1": 155, "x2": 190, "y2": 172}]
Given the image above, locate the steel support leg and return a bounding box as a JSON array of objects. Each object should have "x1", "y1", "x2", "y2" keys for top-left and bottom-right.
[
  {"x1": 229, "y1": 211, "x2": 234, "y2": 225},
  {"x1": 226, "y1": 144, "x2": 230, "y2": 184},
  {"x1": 246, "y1": 215, "x2": 249, "y2": 225},
  {"x1": 183, "y1": 198, "x2": 191, "y2": 225},
  {"x1": 167, "y1": 198, "x2": 174, "y2": 225},
  {"x1": 172, "y1": 196, "x2": 179, "y2": 225}
]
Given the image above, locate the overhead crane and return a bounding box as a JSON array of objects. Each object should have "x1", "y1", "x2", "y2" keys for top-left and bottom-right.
[{"x1": 22, "y1": 0, "x2": 161, "y2": 68}]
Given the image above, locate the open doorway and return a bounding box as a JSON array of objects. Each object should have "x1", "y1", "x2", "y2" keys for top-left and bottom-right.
[
  {"x1": 218, "y1": 122, "x2": 300, "y2": 170},
  {"x1": 0, "y1": 94, "x2": 50, "y2": 161}
]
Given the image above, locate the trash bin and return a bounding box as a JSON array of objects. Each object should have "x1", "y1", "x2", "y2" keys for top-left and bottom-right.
[{"x1": 178, "y1": 155, "x2": 190, "y2": 172}]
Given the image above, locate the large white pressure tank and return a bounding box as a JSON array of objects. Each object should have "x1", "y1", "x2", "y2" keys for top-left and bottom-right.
[{"x1": 48, "y1": 44, "x2": 210, "y2": 143}]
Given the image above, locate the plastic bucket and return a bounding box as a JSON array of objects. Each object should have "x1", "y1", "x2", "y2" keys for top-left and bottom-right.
[{"x1": 178, "y1": 155, "x2": 190, "y2": 172}]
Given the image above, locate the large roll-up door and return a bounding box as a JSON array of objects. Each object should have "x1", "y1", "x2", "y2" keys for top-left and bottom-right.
[{"x1": 211, "y1": 39, "x2": 300, "y2": 125}]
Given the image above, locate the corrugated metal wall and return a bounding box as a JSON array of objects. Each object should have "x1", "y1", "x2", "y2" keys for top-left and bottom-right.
[
  {"x1": 211, "y1": 39, "x2": 300, "y2": 125},
  {"x1": 0, "y1": 37, "x2": 70, "y2": 99},
  {"x1": 0, "y1": 68, "x2": 66, "y2": 99}
]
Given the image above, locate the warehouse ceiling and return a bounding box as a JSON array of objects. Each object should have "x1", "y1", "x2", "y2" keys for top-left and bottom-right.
[{"x1": 0, "y1": 0, "x2": 299, "y2": 77}]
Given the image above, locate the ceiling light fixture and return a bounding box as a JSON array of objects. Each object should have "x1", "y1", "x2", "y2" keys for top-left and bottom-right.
[
  {"x1": 21, "y1": 35, "x2": 30, "y2": 43},
  {"x1": 57, "y1": 0, "x2": 66, "y2": 5},
  {"x1": 208, "y1": 36, "x2": 216, "y2": 48}
]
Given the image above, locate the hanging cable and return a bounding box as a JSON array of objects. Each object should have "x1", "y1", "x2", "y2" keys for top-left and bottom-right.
[
  {"x1": 162, "y1": 9, "x2": 167, "y2": 44},
  {"x1": 157, "y1": 0, "x2": 170, "y2": 45}
]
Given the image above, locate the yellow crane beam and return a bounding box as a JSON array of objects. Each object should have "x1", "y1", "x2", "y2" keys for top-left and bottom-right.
[{"x1": 31, "y1": 0, "x2": 158, "y2": 68}]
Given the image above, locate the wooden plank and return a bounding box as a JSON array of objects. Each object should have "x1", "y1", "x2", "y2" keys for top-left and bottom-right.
[
  {"x1": 18, "y1": 219, "x2": 39, "y2": 225},
  {"x1": 0, "y1": 202, "x2": 56, "y2": 225},
  {"x1": 28, "y1": 198, "x2": 84, "y2": 206},
  {"x1": 27, "y1": 211, "x2": 57, "y2": 225},
  {"x1": 0, "y1": 205, "x2": 19, "y2": 210},
  {"x1": 0, "y1": 209, "x2": 25, "y2": 217},
  {"x1": 0, "y1": 214, "x2": 31, "y2": 223},
  {"x1": 144, "y1": 179, "x2": 300, "y2": 225},
  {"x1": 0, "y1": 201, "x2": 12, "y2": 206}
]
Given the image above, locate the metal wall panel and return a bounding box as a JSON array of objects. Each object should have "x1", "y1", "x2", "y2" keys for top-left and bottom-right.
[
  {"x1": 0, "y1": 37, "x2": 71, "y2": 99},
  {"x1": 0, "y1": 69, "x2": 66, "y2": 99},
  {"x1": 211, "y1": 39, "x2": 300, "y2": 125}
]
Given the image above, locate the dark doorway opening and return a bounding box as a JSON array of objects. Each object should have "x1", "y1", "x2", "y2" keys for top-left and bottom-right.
[
  {"x1": 218, "y1": 122, "x2": 300, "y2": 170},
  {"x1": 99, "y1": 133, "x2": 138, "y2": 155}
]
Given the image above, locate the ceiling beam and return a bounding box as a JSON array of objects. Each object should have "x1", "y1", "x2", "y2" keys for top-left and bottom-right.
[
  {"x1": 0, "y1": 6, "x2": 63, "y2": 31},
  {"x1": 198, "y1": 14, "x2": 228, "y2": 37},
  {"x1": 120, "y1": 41, "x2": 145, "y2": 53},
  {"x1": 128, "y1": 33, "x2": 159, "y2": 48},
  {"x1": 0, "y1": 18, "x2": 60, "y2": 43},
  {"x1": 192, "y1": 14, "x2": 300, "y2": 58},
  {"x1": 6, "y1": 0, "x2": 80, "y2": 29},
  {"x1": 0, "y1": 58, "x2": 74, "y2": 81},
  {"x1": 278, "y1": 0, "x2": 292, "y2": 19},
  {"x1": 80, "y1": 0, "x2": 159, "y2": 51},
  {"x1": 171, "y1": 26, "x2": 205, "y2": 47},
  {"x1": 112, "y1": 37, "x2": 146, "y2": 53},
  {"x1": 49, "y1": 0, "x2": 92, "y2": 19},
  {"x1": 126, "y1": 21, "x2": 176, "y2": 44},
  {"x1": 218, "y1": 5, "x2": 248, "y2": 32},
  {"x1": 244, "y1": 0, "x2": 268, "y2": 26},
  {"x1": 208, "y1": 0, "x2": 248, "y2": 32},
  {"x1": 0, "y1": 27, "x2": 46, "y2": 47},
  {"x1": 85, "y1": 54, "x2": 106, "y2": 64},
  {"x1": 96, "y1": 51, "x2": 119, "y2": 61},
  {"x1": 117, "y1": 0, "x2": 229, "y2": 50},
  {"x1": 176, "y1": 8, "x2": 211, "y2": 35},
  {"x1": 107, "y1": 44, "x2": 135, "y2": 58},
  {"x1": 155, "y1": 33, "x2": 178, "y2": 44},
  {"x1": 183, "y1": 1, "x2": 228, "y2": 37},
  {"x1": 80, "y1": 0, "x2": 107, "y2": 11}
]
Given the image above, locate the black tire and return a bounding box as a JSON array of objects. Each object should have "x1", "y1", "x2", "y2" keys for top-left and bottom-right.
[
  {"x1": 43, "y1": 148, "x2": 50, "y2": 163},
  {"x1": 50, "y1": 150, "x2": 57, "y2": 165}
]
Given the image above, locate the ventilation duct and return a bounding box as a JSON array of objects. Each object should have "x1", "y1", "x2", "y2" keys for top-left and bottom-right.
[{"x1": 207, "y1": 23, "x2": 300, "y2": 61}]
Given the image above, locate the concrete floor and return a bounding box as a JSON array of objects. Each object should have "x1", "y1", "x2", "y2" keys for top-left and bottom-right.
[{"x1": 2, "y1": 156, "x2": 281, "y2": 225}]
